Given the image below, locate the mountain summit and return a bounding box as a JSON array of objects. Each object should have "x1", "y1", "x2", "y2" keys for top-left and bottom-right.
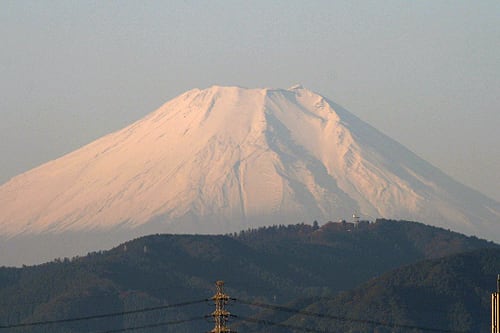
[{"x1": 0, "y1": 86, "x2": 499, "y2": 251}]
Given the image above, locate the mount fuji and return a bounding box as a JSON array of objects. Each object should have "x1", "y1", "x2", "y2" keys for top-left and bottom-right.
[{"x1": 1, "y1": 85, "x2": 499, "y2": 265}]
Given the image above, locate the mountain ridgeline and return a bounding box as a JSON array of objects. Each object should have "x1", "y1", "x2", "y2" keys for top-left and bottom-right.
[
  {"x1": 1, "y1": 86, "x2": 499, "y2": 267},
  {"x1": 0, "y1": 220, "x2": 497, "y2": 332}
]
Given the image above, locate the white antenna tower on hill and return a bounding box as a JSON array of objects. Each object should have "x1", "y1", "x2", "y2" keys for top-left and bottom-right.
[{"x1": 353, "y1": 213, "x2": 360, "y2": 228}]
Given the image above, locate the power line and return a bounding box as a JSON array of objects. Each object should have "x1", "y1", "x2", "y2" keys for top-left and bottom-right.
[
  {"x1": 0, "y1": 285, "x2": 187, "y2": 308},
  {"x1": 0, "y1": 298, "x2": 209, "y2": 329},
  {"x1": 231, "y1": 314, "x2": 333, "y2": 332},
  {"x1": 0, "y1": 295, "x2": 475, "y2": 333},
  {"x1": 232, "y1": 298, "x2": 469, "y2": 333},
  {"x1": 93, "y1": 316, "x2": 208, "y2": 333}
]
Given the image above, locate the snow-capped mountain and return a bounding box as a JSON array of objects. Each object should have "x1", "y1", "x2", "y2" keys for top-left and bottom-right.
[{"x1": 1, "y1": 85, "x2": 499, "y2": 264}]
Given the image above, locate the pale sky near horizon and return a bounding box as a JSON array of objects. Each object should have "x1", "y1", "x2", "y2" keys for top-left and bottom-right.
[{"x1": 1, "y1": 1, "x2": 499, "y2": 201}]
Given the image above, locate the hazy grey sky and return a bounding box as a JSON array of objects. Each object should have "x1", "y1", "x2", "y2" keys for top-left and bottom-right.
[{"x1": 1, "y1": 1, "x2": 499, "y2": 201}]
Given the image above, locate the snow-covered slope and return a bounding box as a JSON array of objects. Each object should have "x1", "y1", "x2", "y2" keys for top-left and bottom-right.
[{"x1": 1, "y1": 85, "x2": 499, "y2": 243}]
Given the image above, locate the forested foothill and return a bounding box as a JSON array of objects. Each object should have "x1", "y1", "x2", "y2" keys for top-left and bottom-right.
[{"x1": 0, "y1": 219, "x2": 497, "y2": 332}]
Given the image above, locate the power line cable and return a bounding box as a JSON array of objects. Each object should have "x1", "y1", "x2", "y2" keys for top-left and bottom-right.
[
  {"x1": 0, "y1": 298, "x2": 209, "y2": 330},
  {"x1": 0, "y1": 295, "x2": 475, "y2": 333},
  {"x1": 92, "y1": 316, "x2": 208, "y2": 333},
  {"x1": 0, "y1": 285, "x2": 191, "y2": 308},
  {"x1": 231, "y1": 314, "x2": 334, "y2": 332},
  {"x1": 232, "y1": 298, "x2": 469, "y2": 333}
]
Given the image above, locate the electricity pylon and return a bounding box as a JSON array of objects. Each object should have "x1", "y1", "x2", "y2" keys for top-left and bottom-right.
[
  {"x1": 210, "y1": 280, "x2": 236, "y2": 333},
  {"x1": 493, "y1": 274, "x2": 500, "y2": 333}
]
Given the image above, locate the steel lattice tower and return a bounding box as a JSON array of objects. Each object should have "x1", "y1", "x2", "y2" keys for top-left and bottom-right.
[
  {"x1": 210, "y1": 281, "x2": 236, "y2": 333},
  {"x1": 493, "y1": 275, "x2": 500, "y2": 333}
]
